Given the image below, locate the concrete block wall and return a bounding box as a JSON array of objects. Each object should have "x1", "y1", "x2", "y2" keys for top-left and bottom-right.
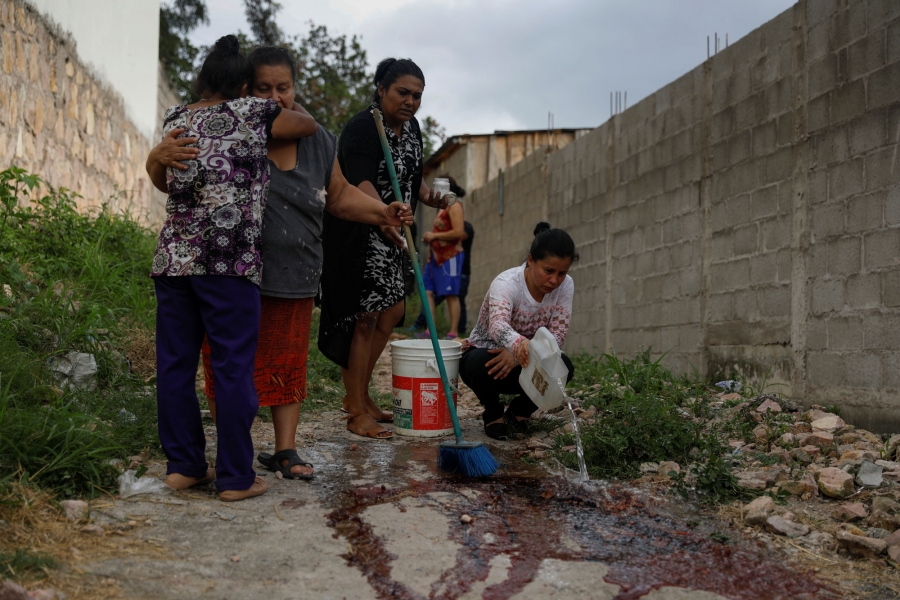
[
  {"x1": 466, "y1": 0, "x2": 900, "y2": 431},
  {"x1": 0, "y1": 0, "x2": 163, "y2": 225}
]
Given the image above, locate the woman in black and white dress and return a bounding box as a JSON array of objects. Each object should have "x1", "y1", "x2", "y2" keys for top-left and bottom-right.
[{"x1": 319, "y1": 58, "x2": 447, "y2": 440}]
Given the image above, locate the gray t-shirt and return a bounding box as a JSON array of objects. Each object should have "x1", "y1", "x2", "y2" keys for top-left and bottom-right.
[{"x1": 260, "y1": 127, "x2": 337, "y2": 298}]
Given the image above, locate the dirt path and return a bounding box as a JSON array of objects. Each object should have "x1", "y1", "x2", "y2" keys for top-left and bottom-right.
[{"x1": 77, "y1": 347, "x2": 843, "y2": 599}]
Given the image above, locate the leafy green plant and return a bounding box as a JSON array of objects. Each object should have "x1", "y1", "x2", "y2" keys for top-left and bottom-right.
[{"x1": 553, "y1": 349, "x2": 706, "y2": 479}]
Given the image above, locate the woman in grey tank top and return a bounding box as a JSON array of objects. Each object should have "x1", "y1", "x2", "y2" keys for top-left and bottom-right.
[{"x1": 148, "y1": 47, "x2": 413, "y2": 480}]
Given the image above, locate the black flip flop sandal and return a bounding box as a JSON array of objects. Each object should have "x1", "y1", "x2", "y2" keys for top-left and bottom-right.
[{"x1": 257, "y1": 449, "x2": 315, "y2": 480}]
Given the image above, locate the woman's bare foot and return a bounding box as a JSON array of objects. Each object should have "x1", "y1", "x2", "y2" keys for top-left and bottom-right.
[
  {"x1": 345, "y1": 412, "x2": 392, "y2": 439},
  {"x1": 343, "y1": 395, "x2": 393, "y2": 423},
  {"x1": 164, "y1": 467, "x2": 215, "y2": 490},
  {"x1": 219, "y1": 476, "x2": 268, "y2": 502}
]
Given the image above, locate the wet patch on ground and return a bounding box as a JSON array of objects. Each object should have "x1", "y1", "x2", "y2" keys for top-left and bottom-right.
[{"x1": 313, "y1": 437, "x2": 837, "y2": 600}]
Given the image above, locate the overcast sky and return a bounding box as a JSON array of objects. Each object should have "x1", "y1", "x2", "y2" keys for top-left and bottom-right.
[{"x1": 191, "y1": 0, "x2": 796, "y2": 136}]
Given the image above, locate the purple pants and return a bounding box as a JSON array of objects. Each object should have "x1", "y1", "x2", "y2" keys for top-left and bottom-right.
[{"x1": 154, "y1": 275, "x2": 261, "y2": 492}]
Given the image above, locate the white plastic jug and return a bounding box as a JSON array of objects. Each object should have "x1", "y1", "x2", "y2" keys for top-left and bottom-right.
[{"x1": 518, "y1": 327, "x2": 569, "y2": 411}]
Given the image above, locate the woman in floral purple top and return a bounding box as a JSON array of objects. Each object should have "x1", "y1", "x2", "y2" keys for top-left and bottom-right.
[{"x1": 145, "y1": 36, "x2": 317, "y2": 502}]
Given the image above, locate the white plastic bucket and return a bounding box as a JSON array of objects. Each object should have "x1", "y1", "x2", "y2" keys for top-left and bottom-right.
[
  {"x1": 390, "y1": 339, "x2": 462, "y2": 437},
  {"x1": 519, "y1": 327, "x2": 570, "y2": 411}
]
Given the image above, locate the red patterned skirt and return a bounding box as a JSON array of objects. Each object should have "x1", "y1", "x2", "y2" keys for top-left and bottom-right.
[{"x1": 202, "y1": 296, "x2": 314, "y2": 407}]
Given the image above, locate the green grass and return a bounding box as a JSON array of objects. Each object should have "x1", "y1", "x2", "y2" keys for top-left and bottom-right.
[
  {"x1": 0, "y1": 549, "x2": 57, "y2": 579},
  {"x1": 0, "y1": 166, "x2": 159, "y2": 496}
]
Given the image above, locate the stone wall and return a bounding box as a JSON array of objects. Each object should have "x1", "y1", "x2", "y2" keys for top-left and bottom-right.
[
  {"x1": 466, "y1": 0, "x2": 900, "y2": 432},
  {"x1": 0, "y1": 0, "x2": 164, "y2": 225}
]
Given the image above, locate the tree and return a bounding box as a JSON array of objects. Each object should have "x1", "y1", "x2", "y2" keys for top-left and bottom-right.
[
  {"x1": 159, "y1": 0, "x2": 209, "y2": 103},
  {"x1": 292, "y1": 23, "x2": 371, "y2": 134},
  {"x1": 243, "y1": 0, "x2": 283, "y2": 47},
  {"x1": 421, "y1": 116, "x2": 446, "y2": 160}
]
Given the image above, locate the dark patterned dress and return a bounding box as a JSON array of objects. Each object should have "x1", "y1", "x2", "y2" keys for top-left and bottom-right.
[
  {"x1": 318, "y1": 102, "x2": 423, "y2": 368},
  {"x1": 150, "y1": 98, "x2": 282, "y2": 285}
]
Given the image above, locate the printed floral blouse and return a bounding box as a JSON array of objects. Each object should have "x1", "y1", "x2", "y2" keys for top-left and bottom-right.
[{"x1": 150, "y1": 97, "x2": 282, "y2": 285}]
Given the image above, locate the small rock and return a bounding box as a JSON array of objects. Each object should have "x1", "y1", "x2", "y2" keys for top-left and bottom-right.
[
  {"x1": 757, "y1": 399, "x2": 782, "y2": 413},
  {"x1": 779, "y1": 433, "x2": 796, "y2": 446},
  {"x1": 738, "y1": 479, "x2": 767, "y2": 490},
  {"x1": 752, "y1": 425, "x2": 768, "y2": 443},
  {"x1": 876, "y1": 460, "x2": 900, "y2": 470},
  {"x1": 29, "y1": 589, "x2": 58, "y2": 600},
  {"x1": 0, "y1": 581, "x2": 30, "y2": 600},
  {"x1": 888, "y1": 545, "x2": 900, "y2": 562},
  {"x1": 532, "y1": 450, "x2": 546, "y2": 459},
  {"x1": 802, "y1": 445, "x2": 822, "y2": 459},
  {"x1": 639, "y1": 462, "x2": 659, "y2": 474},
  {"x1": 811, "y1": 415, "x2": 846, "y2": 432},
  {"x1": 815, "y1": 467, "x2": 856, "y2": 499},
  {"x1": 789, "y1": 448, "x2": 812, "y2": 465},
  {"x1": 868, "y1": 527, "x2": 891, "y2": 539},
  {"x1": 883, "y1": 469, "x2": 900, "y2": 483},
  {"x1": 807, "y1": 431, "x2": 834, "y2": 450},
  {"x1": 59, "y1": 500, "x2": 89, "y2": 522},
  {"x1": 348, "y1": 444, "x2": 359, "y2": 451},
  {"x1": 833, "y1": 502, "x2": 868, "y2": 522},
  {"x1": 768, "y1": 449, "x2": 792, "y2": 465},
  {"x1": 460, "y1": 514, "x2": 474, "y2": 524},
  {"x1": 804, "y1": 531, "x2": 836, "y2": 550},
  {"x1": 777, "y1": 479, "x2": 817, "y2": 497},
  {"x1": 856, "y1": 461, "x2": 883, "y2": 488},
  {"x1": 744, "y1": 496, "x2": 776, "y2": 526},
  {"x1": 561, "y1": 445, "x2": 576, "y2": 453},
  {"x1": 884, "y1": 529, "x2": 900, "y2": 547},
  {"x1": 274, "y1": 471, "x2": 284, "y2": 480},
  {"x1": 803, "y1": 408, "x2": 833, "y2": 422},
  {"x1": 721, "y1": 392, "x2": 742, "y2": 401},
  {"x1": 765, "y1": 516, "x2": 809, "y2": 538},
  {"x1": 866, "y1": 510, "x2": 900, "y2": 531},
  {"x1": 836, "y1": 530, "x2": 887, "y2": 557},
  {"x1": 80, "y1": 524, "x2": 104, "y2": 536},
  {"x1": 526, "y1": 438, "x2": 550, "y2": 451},
  {"x1": 872, "y1": 496, "x2": 900, "y2": 514},
  {"x1": 888, "y1": 433, "x2": 900, "y2": 454},
  {"x1": 231, "y1": 555, "x2": 241, "y2": 563},
  {"x1": 658, "y1": 461, "x2": 680, "y2": 476}
]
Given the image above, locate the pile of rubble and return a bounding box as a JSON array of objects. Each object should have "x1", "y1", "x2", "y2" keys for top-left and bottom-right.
[{"x1": 666, "y1": 395, "x2": 899, "y2": 561}]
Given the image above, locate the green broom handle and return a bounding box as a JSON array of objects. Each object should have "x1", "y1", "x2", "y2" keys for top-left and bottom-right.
[{"x1": 372, "y1": 109, "x2": 463, "y2": 442}]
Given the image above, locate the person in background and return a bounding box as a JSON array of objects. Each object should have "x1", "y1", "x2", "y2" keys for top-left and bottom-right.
[
  {"x1": 418, "y1": 175, "x2": 467, "y2": 340},
  {"x1": 149, "y1": 46, "x2": 413, "y2": 480},
  {"x1": 412, "y1": 219, "x2": 474, "y2": 333},
  {"x1": 146, "y1": 35, "x2": 317, "y2": 501},
  {"x1": 459, "y1": 222, "x2": 578, "y2": 441},
  {"x1": 318, "y1": 58, "x2": 447, "y2": 440}
]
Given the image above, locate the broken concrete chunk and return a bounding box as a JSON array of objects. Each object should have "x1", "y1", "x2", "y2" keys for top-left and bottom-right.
[
  {"x1": 856, "y1": 461, "x2": 883, "y2": 488},
  {"x1": 835, "y1": 530, "x2": 887, "y2": 558},
  {"x1": 789, "y1": 448, "x2": 812, "y2": 465},
  {"x1": 60, "y1": 499, "x2": 89, "y2": 522},
  {"x1": 757, "y1": 399, "x2": 782, "y2": 413},
  {"x1": 765, "y1": 516, "x2": 809, "y2": 538},
  {"x1": 744, "y1": 496, "x2": 776, "y2": 526},
  {"x1": 814, "y1": 467, "x2": 855, "y2": 499},
  {"x1": 833, "y1": 502, "x2": 867, "y2": 522},
  {"x1": 638, "y1": 462, "x2": 659, "y2": 474},
  {"x1": 811, "y1": 415, "x2": 846, "y2": 432},
  {"x1": 658, "y1": 461, "x2": 680, "y2": 476}
]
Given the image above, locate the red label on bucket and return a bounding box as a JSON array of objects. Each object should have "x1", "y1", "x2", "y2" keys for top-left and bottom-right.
[{"x1": 392, "y1": 375, "x2": 457, "y2": 430}]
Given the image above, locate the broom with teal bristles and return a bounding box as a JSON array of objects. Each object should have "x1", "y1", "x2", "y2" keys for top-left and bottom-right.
[{"x1": 373, "y1": 108, "x2": 498, "y2": 477}]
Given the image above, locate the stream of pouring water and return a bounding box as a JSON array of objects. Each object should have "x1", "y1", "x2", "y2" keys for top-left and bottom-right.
[{"x1": 558, "y1": 378, "x2": 589, "y2": 482}]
